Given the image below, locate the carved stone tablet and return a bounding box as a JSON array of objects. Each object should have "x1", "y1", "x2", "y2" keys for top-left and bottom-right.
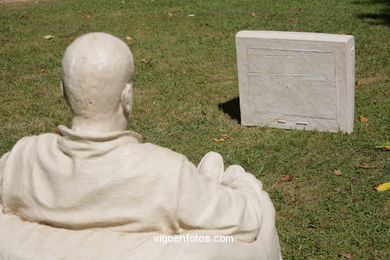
[{"x1": 236, "y1": 31, "x2": 355, "y2": 133}]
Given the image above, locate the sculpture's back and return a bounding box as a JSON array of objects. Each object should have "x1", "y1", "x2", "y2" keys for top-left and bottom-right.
[{"x1": 0, "y1": 33, "x2": 282, "y2": 260}]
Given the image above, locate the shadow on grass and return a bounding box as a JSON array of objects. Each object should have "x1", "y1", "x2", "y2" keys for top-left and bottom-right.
[
  {"x1": 218, "y1": 97, "x2": 241, "y2": 124},
  {"x1": 354, "y1": 0, "x2": 389, "y2": 25}
]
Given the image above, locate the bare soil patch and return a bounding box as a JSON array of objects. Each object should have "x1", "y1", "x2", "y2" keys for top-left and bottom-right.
[{"x1": 0, "y1": 0, "x2": 35, "y2": 3}]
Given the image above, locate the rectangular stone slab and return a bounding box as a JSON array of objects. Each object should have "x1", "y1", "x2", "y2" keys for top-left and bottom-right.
[{"x1": 236, "y1": 31, "x2": 355, "y2": 133}]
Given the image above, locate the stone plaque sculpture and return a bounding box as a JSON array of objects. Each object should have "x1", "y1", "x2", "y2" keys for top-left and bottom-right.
[{"x1": 236, "y1": 30, "x2": 355, "y2": 133}]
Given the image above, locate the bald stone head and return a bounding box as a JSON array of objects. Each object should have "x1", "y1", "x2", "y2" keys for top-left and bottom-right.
[{"x1": 61, "y1": 32, "x2": 134, "y2": 133}]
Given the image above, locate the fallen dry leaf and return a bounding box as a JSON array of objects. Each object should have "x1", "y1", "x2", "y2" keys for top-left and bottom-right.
[
  {"x1": 212, "y1": 134, "x2": 229, "y2": 143},
  {"x1": 339, "y1": 252, "x2": 353, "y2": 259},
  {"x1": 42, "y1": 35, "x2": 54, "y2": 40},
  {"x1": 213, "y1": 138, "x2": 225, "y2": 143},
  {"x1": 280, "y1": 175, "x2": 294, "y2": 182},
  {"x1": 84, "y1": 15, "x2": 91, "y2": 19},
  {"x1": 359, "y1": 115, "x2": 369, "y2": 123},
  {"x1": 333, "y1": 170, "x2": 342, "y2": 176},
  {"x1": 375, "y1": 141, "x2": 390, "y2": 151},
  {"x1": 39, "y1": 67, "x2": 45, "y2": 73},
  {"x1": 168, "y1": 12, "x2": 173, "y2": 16},
  {"x1": 187, "y1": 14, "x2": 195, "y2": 17},
  {"x1": 140, "y1": 59, "x2": 150, "y2": 64},
  {"x1": 374, "y1": 182, "x2": 390, "y2": 192},
  {"x1": 357, "y1": 163, "x2": 378, "y2": 169},
  {"x1": 125, "y1": 36, "x2": 133, "y2": 41},
  {"x1": 251, "y1": 13, "x2": 256, "y2": 16},
  {"x1": 298, "y1": 8, "x2": 304, "y2": 12}
]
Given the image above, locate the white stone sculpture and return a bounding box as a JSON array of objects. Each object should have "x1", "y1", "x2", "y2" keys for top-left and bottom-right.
[
  {"x1": 236, "y1": 30, "x2": 355, "y2": 133},
  {"x1": 0, "y1": 32, "x2": 282, "y2": 260}
]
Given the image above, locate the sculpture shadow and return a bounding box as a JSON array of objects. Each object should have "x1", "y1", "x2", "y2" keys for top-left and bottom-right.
[
  {"x1": 354, "y1": 0, "x2": 389, "y2": 26},
  {"x1": 218, "y1": 97, "x2": 241, "y2": 124}
]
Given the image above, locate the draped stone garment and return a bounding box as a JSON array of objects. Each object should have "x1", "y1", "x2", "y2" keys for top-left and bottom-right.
[{"x1": 0, "y1": 126, "x2": 282, "y2": 259}]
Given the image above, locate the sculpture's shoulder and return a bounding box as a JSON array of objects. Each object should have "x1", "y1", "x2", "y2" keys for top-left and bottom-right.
[
  {"x1": 2, "y1": 133, "x2": 59, "y2": 163},
  {"x1": 139, "y1": 142, "x2": 188, "y2": 162},
  {"x1": 0, "y1": 133, "x2": 60, "y2": 188},
  {"x1": 132, "y1": 142, "x2": 191, "y2": 172},
  {"x1": 11, "y1": 133, "x2": 58, "y2": 150}
]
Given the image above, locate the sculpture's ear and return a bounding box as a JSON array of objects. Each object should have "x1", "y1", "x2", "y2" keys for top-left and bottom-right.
[
  {"x1": 61, "y1": 80, "x2": 70, "y2": 106},
  {"x1": 121, "y1": 82, "x2": 133, "y2": 119},
  {"x1": 60, "y1": 80, "x2": 65, "y2": 96}
]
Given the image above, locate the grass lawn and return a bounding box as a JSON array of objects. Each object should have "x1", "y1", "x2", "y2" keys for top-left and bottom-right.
[{"x1": 0, "y1": 0, "x2": 389, "y2": 259}]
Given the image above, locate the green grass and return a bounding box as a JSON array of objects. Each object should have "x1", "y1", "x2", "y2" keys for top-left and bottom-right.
[{"x1": 1, "y1": 0, "x2": 389, "y2": 259}]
